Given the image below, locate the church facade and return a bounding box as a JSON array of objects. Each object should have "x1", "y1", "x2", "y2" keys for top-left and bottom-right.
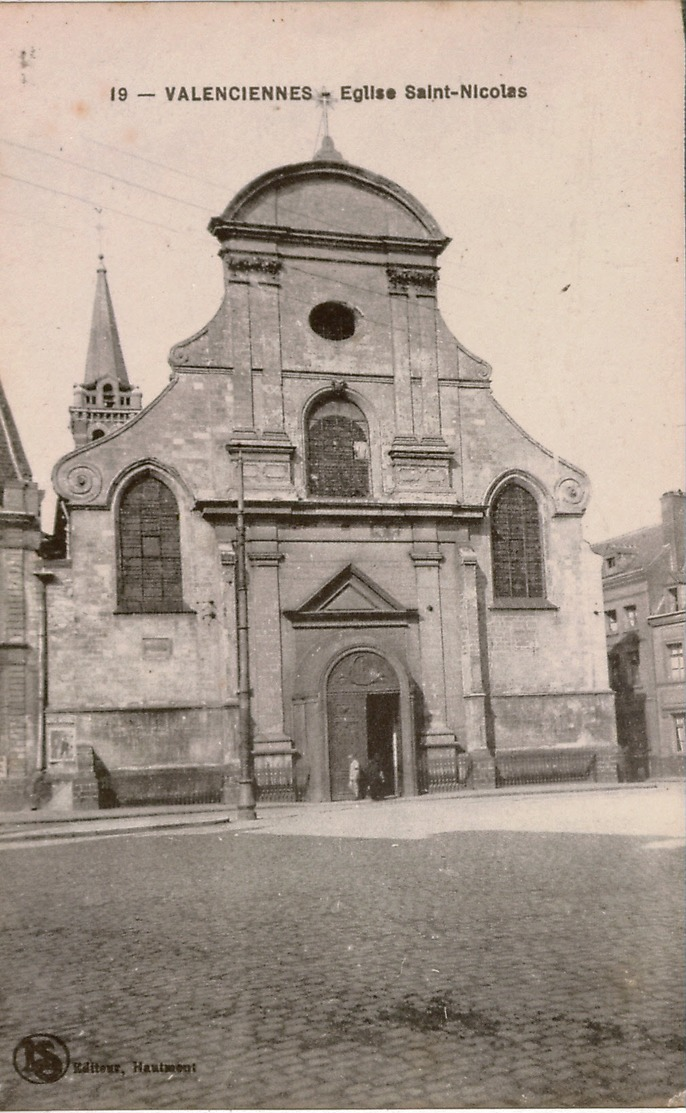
[{"x1": 44, "y1": 143, "x2": 617, "y2": 807}]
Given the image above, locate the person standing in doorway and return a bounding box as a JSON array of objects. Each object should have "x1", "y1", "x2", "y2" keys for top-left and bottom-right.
[
  {"x1": 348, "y1": 754, "x2": 362, "y2": 800},
  {"x1": 364, "y1": 757, "x2": 385, "y2": 800}
]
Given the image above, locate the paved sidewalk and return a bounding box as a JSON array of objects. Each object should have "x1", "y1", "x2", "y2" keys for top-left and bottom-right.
[
  {"x1": 0, "y1": 780, "x2": 682, "y2": 845},
  {"x1": 0, "y1": 808, "x2": 230, "y2": 844},
  {"x1": 242, "y1": 781, "x2": 685, "y2": 841}
]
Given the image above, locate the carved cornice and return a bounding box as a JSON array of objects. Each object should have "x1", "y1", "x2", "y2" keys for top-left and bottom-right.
[
  {"x1": 386, "y1": 265, "x2": 437, "y2": 293},
  {"x1": 224, "y1": 254, "x2": 282, "y2": 279}
]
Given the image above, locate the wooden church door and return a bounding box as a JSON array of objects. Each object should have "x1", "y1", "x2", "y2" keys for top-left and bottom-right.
[{"x1": 327, "y1": 651, "x2": 401, "y2": 801}]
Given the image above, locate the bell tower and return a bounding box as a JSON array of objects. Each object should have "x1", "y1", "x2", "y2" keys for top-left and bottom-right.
[{"x1": 69, "y1": 257, "x2": 142, "y2": 447}]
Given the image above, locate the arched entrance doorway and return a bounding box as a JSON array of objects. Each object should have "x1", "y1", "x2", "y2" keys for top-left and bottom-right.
[{"x1": 327, "y1": 650, "x2": 401, "y2": 801}]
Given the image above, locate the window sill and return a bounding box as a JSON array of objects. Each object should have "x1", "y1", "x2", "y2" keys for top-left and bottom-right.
[{"x1": 490, "y1": 598, "x2": 558, "y2": 611}]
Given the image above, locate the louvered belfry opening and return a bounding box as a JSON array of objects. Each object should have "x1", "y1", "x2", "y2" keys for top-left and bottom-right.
[
  {"x1": 307, "y1": 398, "x2": 370, "y2": 498},
  {"x1": 117, "y1": 475, "x2": 183, "y2": 612},
  {"x1": 491, "y1": 482, "x2": 544, "y2": 599}
]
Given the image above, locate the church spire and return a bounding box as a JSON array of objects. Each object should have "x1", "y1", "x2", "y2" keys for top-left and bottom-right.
[
  {"x1": 84, "y1": 256, "x2": 130, "y2": 388},
  {"x1": 69, "y1": 259, "x2": 142, "y2": 448}
]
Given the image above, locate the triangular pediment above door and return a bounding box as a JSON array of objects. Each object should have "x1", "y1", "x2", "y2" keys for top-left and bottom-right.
[{"x1": 284, "y1": 563, "x2": 418, "y2": 627}]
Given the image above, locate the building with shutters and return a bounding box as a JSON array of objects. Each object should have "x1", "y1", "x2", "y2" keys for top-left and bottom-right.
[
  {"x1": 41, "y1": 139, "x2": 617, "y2": 808},
  {"x1": 593, "y1": 492, "x2": 685, "y2": 781},
  {"x1": 0, "y1": 377, "x2": 43, "y2": 808}
]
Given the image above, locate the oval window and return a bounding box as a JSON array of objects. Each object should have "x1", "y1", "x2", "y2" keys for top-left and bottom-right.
[{"x1": 309, "y1": 302, "x2": 356, "y2": 342}]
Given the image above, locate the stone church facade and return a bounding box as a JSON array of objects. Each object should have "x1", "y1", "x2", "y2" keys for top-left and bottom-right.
[{"x1": 44, "y1": 144, "x2": 616, "y2": 807}]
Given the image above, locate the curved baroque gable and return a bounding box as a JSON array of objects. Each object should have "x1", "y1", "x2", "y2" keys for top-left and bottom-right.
[{"x1": 210, "y1": 161, "x2": 449, "y2": 246}]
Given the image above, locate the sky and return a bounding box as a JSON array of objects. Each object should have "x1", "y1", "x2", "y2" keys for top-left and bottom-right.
[{"x1": 0, "y1": 0, "x2": 683, "y2": 542}]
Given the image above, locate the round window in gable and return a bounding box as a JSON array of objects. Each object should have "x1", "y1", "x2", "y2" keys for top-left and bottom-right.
[{"x1": 309, "y1": 302, "x2": 356, "y2": 342}]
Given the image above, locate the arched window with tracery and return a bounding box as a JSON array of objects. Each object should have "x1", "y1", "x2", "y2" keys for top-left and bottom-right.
[
  {"x1": 306, "y1": 396, "x2": 370, "y2": 498},
  {"x1": 117, "y1": 474, "x2": 183, "y2": 612},
  {"x1": 491, "y1": 481, "x2": 545, "y2": 600}
]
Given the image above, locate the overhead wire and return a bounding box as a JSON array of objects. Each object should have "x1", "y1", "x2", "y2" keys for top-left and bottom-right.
[
  {"x1": 286, "y1": 262, "x2": 532, "y2": 317},
  {"x1": 0, "y1": 171, "x2": 202, "y2": 239},
  {"x1": 1, "y1": 140, "x2": 533, "y2": 315},
  {"x1": 82, "y1": 134, "x2": 382, "y2": 234},
  {"x1": 85, "y1": 136, "x2": 230, "y2": 192},
  {"x1": 0, "y1": 138, "x2": 213, "y2": 213}
]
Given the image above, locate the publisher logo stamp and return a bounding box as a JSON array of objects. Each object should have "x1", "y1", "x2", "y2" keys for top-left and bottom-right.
[{"x1": 13, "y1": 1033, "x2": 70, "y2": 1084}]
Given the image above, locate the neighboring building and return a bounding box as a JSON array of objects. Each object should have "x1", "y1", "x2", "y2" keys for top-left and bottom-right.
[
  {"x1": 594, "y1": 492, "x2": 685, "y2": 779},
  {"x1": 42, "y1": 142, "x2": 616, "y2": 808},
  {"x1": 69, "y1": 257, "x2": 142, "y2": 447},
  {"x1": 0, "y1": 377, "x2": 43, "y2": 808}
]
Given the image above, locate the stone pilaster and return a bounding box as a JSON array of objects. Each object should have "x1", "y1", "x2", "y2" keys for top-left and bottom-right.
[
  {"x1": 249, "y1": 539, "x2": 294, "y2": 803},
  {"x1": 247, "y1": 540, "x2": 289, "y2": 745},
  {"x1": 223, "y1": 254, "x2": 294, "y2": 494},
  {"x1": 416, "y1": 287, "x2": 441, "y2": 441},
  {"x1": 411, "y1": 545, "x2": 455, "y2": 749},
  {"x1": 227, "y1": 268, "x2": 254, "y2": 434},
  {"x1": 247, "y1": 261, "x2": 285, "y2": 436},
  {"x1": 387, "y1": 265, "x2": 441, "y2": 439},
  {"x1": 387, "y1": 265, "x2": 453, "y2": 499},
  {"x1": 387, "y1": 272, "x2": 415, "y2": 439},
  {"x1": 458, "y1": 547, "x2": 488, "y2": 752}
]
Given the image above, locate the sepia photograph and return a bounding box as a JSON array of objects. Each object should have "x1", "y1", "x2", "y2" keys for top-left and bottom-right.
[{"x1": 0, "y1": 1, "x2": 684, "y2": 1108}]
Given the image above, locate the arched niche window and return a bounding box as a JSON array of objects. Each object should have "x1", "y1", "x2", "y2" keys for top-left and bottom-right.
[
  {"x1": 306, "y1": 396, "x2": 370, "y2": 498},
  {"x1": 102, "y1": 383, "x2": 115, "y2": 408},
  {"x1": 491, "y1": 481, "x2": 545, "y2": 600},
  {"x1": 117, "y1": 474, "x2": 184, "y2": 613}
]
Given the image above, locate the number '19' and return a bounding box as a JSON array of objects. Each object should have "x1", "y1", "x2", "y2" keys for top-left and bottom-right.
[{"x1": 110, "y1": 87, "x2": 128, "y2": 102}]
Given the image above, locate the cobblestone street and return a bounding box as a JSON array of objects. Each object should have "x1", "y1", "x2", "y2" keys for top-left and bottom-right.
[{"x1": 0, "y1": 785, "x2": 683, "y2": 1109}]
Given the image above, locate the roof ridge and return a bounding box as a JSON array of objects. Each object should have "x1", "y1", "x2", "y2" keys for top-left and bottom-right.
[
  {"x1": 0, "y1": 376, "x2": 33, "y2": 484},
  {"x1": 595, "y1": 522, "x2": 661, "y2": 547}
]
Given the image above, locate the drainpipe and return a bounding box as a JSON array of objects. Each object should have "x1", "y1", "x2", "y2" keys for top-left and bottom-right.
[
  {"x1": 234, "y1": 451, "x2": 256, "y2": 820},
  {"x1": 33, "y1": 570, "x2": 54, "y2": 777}
]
